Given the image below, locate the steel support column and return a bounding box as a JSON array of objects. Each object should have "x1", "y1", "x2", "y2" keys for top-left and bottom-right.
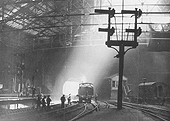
[{"x1": 117, "y1": 43, "x2": 124, "y2": 109}]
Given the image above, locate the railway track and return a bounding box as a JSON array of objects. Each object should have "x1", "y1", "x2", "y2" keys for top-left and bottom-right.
[
  {"x1": 0, "y1": 103, "x2": 83, "y2": 121},
  {"x1": 124, "y1": 103, "x2": 170, "y2": 121},
  {"x1": 107, "y1": 100, "x2": 170, "y2": 121},
  {"x1": 0, "y1": 101, "x2": 100, "y2": 121},
  {"x1": 69, "y1": 102, "x2": 99, "y2": 121}
]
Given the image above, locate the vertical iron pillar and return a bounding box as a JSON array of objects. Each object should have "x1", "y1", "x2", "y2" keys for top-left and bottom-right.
[{"x1": 117, "y1": 43, "x2": 124, "y2": 109}]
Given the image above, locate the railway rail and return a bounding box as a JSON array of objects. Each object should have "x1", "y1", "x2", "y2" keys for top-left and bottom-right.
[
  {"x1": 69, "y1": 102, "x2": 99, "y2": 121},
  {"x1": 5, "y1": 99, "x2": 169, "y2": 121},
  {"x1": 0, "y1": 103, "x2": 83, "y2": 121},
  {"x1": 0, "y1": 101, "x2": 101, "y2": 121},
  {"x1": 107, "y1": 100, "x2": 170, "y2": 121},
  {"x1": 124, "y1": 103, "x2": 170, "y2": 121}
]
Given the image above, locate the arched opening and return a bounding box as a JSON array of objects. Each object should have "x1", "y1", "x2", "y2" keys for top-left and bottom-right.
[{"x1": 63, "y1": 81, "x2": 79, "y2": 96}]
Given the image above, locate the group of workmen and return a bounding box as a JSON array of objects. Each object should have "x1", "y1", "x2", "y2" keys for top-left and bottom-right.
[
  {"x1": 36, "y1": 94, "x2": 52, "y2": 111},
  {"x1": 35, "y1": 93, "x2": 72, "y2": 111}
]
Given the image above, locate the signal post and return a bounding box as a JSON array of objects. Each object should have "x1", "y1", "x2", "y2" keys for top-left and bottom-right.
[{"x1": 95, "y1": 8, "x2": 142, "y2": 109}]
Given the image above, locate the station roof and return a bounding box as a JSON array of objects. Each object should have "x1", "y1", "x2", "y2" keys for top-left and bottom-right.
[{"x1": 0, "y1": 0, "x2": 170, "y2": 50}]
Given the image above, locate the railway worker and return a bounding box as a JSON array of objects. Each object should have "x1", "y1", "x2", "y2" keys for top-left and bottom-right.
[
  {"x1": 95, "y1": 94, "x2": 98, "y2": 103},
  {"x1": 41, "y1": 96, "x2": 47, "y2": 111},
  {"x1": 32, "y1": 86, "x2": 36, "y2": 98},
  {"x1": 40, "y1": 92, "x2": 44, "y2": 98},
  {"x1": 26, "y1": 86, "x2": 29, "y2": 97},
  {"x1": 67, "y1": 94, "x2": 71, "y2": 105},
  {"x1": 36, "y1": 95, "x2": 41, "y2": 110},
  {"x1": 46, "y1": 95, "x2": 52, "y2": 110},
  {"x1": 60, "y1": 94, "x2": 66, "y2": 108}
]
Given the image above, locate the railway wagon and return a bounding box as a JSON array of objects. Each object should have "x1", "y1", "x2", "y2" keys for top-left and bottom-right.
[
  {"x1": 78, "y1": 83, "x2": 94, "y2": 103},
  {"x1": 138, "y1": 82, "x2": 168, "y2": 104}
]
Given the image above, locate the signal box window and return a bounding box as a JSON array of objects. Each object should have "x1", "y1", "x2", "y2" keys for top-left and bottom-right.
[{"x1": 112, "y1": 81, "x2": 116, "y2": 87}]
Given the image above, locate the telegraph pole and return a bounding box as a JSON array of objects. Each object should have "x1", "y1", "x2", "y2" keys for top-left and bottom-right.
[{"x1": 95, "y1": 8, "x2": 142, "y2": 109}]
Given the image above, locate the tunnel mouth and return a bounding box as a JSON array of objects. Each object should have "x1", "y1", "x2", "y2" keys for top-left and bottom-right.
[{"x1": 63, "y1": 81, "x2": 79, "y2": 96}]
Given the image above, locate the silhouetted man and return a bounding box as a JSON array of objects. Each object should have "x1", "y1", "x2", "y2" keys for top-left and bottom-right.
[
  {"x1": 46, "y1": 95, "x2": 52, "y2": 110},
  {"x1": 60, "y1": 95, "x2": 66, "y2": 108},
  {"x1": 67, "y1": 94, "x2": 71, "y2": 105},
  {"x1": 32, "y1": 87, "x2": 36, "y2": 97},
  {"x1": 41, "y1": 96, "x2": 46, "y2": 111}
]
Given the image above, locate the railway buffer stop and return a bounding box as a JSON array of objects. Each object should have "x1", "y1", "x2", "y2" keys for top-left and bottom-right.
[{"x1": 95, "y1": 8, "x2": 142, "y2": 109}]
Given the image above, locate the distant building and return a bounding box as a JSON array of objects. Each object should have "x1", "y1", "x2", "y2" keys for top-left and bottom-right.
[
  {"x1": 109, "y1": 74, "x2": 128, "y2": 100},
  {"x1": 98, "y1": 74, "x2": 130, "y2": 100}
]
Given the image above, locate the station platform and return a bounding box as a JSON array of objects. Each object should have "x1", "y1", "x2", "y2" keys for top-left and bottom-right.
[{"x1": 78, "y1": 102, "x2": 155, "y2": 121}]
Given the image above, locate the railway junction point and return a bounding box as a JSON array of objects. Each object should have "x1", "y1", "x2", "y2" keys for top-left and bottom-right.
[{"x1": 78, "y1": 101, "x2": 155, "y2": 121}]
